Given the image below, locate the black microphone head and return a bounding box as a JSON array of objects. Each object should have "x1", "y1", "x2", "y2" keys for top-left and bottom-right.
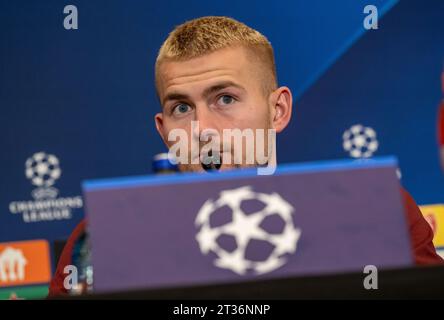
[{"x1": 201, "y1": 150, "x2": 222, "y2": 172}]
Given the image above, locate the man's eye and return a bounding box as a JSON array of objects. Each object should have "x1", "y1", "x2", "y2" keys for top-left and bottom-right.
[
  {"x1": 217, "y1": 95, "x2": 236, "y2": 106},
  {"x1": 173, "y1": 103, "x2": 191, "y2": 115}
]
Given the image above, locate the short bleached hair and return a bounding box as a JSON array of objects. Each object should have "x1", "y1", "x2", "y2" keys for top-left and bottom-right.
[{"x1": 155, "y1": 16, "x2": 278, "y2": 96}]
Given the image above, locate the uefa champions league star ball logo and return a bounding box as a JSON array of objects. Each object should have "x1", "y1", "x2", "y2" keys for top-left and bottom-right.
[
  {"x1": 25, "y1": 152, "x2": 62, "y2": 199},
  {"x1": 342, "y1": 124, "x2": 379, "y2": 158},
  {"x1": 8, "y1": 151, "x2": 83, "y2": 223},
  {"x1": 195, "y1": 186, "x2": 301, "y2": 275},
  {"x1": 25, "y1": 152, "x2": 61, "y2": 188}
]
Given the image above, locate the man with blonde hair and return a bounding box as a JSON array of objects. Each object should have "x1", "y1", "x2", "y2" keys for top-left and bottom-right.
[
  {"x1": 49, "y1": 16, "x2": 442, "y2": 296},
  {"x1": 154, "y1": 16, "x2": 288, "y2": 173}
]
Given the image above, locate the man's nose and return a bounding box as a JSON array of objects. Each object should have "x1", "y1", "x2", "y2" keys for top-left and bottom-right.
[{"x1": 193, "y1": 104, "x2": 218, "y2": 140}]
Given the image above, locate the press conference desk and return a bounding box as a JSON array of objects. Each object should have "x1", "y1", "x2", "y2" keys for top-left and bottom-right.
[{"x1": 63, "y1": 265, "x2": 444, "y2": 299}]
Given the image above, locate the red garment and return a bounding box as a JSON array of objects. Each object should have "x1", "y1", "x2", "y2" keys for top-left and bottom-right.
[
  {"x1": 49, "y1": 219, "x2": 87, "y2": 297},
  {"x1": 48, "y1": 188, "x2": 443, "y2": 296}
]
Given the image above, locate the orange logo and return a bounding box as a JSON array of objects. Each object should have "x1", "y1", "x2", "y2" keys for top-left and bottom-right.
[{"x1": 0, "y1": 240, "x2": 51, "y2": 287}]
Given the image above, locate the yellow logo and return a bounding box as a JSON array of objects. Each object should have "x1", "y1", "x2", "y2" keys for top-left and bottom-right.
[{"x1": 420, "y1": 204, "x2": 444, "y2": 248}]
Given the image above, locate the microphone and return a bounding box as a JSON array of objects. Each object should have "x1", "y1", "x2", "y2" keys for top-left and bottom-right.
[
  {"x1": 201, "y1": 150, "x2": 222, "y2": 172},
  {"x1": 152, "y1": 153, "x2": 179, "y2": 175}
]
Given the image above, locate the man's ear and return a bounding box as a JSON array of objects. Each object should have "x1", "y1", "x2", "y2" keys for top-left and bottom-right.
[
  {"x1": 269, "y1": 86, "x2": 293, "y2": 133},
  {"x1": 154, "y1": 112, "x2": 169, "y2": 147}
]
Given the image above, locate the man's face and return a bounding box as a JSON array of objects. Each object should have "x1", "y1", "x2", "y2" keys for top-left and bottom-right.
[{"x1": 155, "y1": 46, "x2": 282, "y2": 172}]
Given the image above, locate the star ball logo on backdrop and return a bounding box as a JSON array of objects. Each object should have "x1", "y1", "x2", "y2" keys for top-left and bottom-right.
[
  {"x1": 8, "y1": 152, "x2": 83, "y2": 223},
  {"x1": 195, "y1": 186, "x2": 301, "y2": 275},
  {"x1": 342, "y1": 124, "x2": 379, "y2": 158}
]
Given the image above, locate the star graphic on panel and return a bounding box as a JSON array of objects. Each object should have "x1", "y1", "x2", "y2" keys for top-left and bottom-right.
[
  {"x1": 214, "y1": 249, "x2": 251, "y2": 275},
  {"x1": 221, "y1": 208, "x2": 268, "y2": 248}
]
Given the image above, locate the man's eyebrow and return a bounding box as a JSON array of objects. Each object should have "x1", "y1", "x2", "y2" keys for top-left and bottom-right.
[
  {"x1": 162, "y1": 92, "x2": 189, "y2": 106},
  {"x1": 162, "y1": 81, "x2": 245, "y2": 107},
  {"x1": 202, "y1": 81, "x2": 245, "y2": 98}
]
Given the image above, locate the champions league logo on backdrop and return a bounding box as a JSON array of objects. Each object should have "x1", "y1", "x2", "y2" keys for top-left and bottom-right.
[
  {"x1": 8, "y1": 152, "x2": 83, "y2": 223},
  {"x1": 342, "y1": 124, "x2": 379, "y2": 158},
  {"x1": 25, "y1": 152, "x2": 61, "y2": 199}
]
